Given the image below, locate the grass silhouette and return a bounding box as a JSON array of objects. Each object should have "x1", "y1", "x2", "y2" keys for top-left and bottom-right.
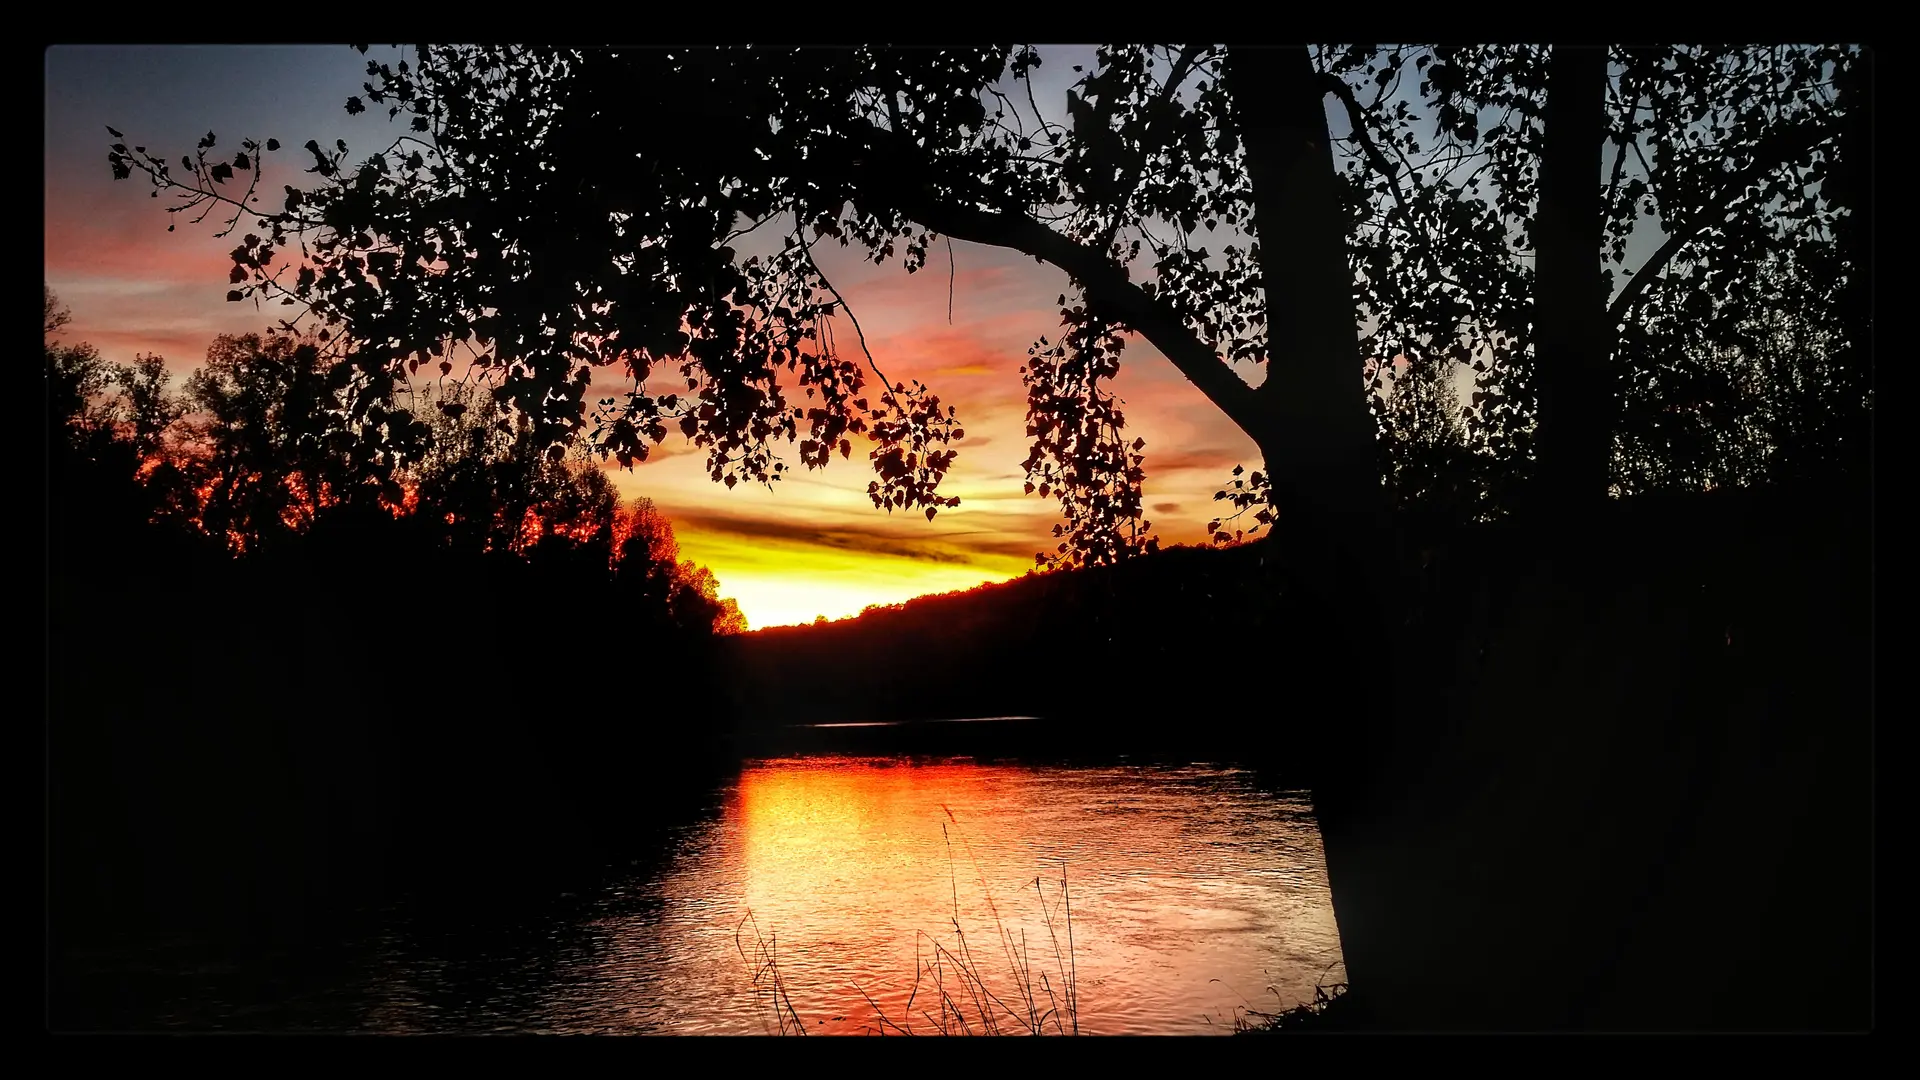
[{"x1": 735, "y1": 809, "x2": 1080, "y2": 1036}]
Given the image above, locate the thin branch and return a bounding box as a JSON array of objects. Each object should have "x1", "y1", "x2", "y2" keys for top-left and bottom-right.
[
  {"x1": 134, "y1": 153, "x2": 309, "y2": 235},
  {"x1": 1604, "y1": 82, "x2": 1642, "y2": 213},
  {"x1": 792, "y1": 211, "x2": 899, "y2": 410},
  {"x1": 1022, "y1": 62, "x2": 1067, "y2": 145},
  {"x1": 1321, "y1": 74, "x2": 1411, "y2": 218},
  {"x1": 722, "y1": 208, "x2": 785, "y2": 247},
  {"x1": 1628, "y1": 136, "x2": 1659, "y2": 212},
  {"x1": 1159, "y1": 43, "x2": 1208, "y2": 110},
  {"x1": 885, "y1": 86, "x2": 904, "y2": 135},
  {"x1": 1610, "y1": 121, "x2": 1839, "y2": 327},
  {"x1": 1092, "y1": 43, "x2": 1205, "y2": 252},
  {"x1": 1370, "y1": 48, "x2": 1405, "y2": 114}
]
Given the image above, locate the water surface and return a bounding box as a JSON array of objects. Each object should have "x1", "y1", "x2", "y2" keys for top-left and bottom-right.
[{"x1": 62, "y1": 754, "x2": 1344, "y2": 1035}]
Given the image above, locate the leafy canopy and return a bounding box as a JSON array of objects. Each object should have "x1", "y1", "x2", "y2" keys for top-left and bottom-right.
[{"x1": 108, "y1": 44, "x2": 1865, "y2": 565}]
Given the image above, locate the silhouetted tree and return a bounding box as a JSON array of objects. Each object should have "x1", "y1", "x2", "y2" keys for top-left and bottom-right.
[
  {"x1": 1378, "y1": 355, "x2": 1481, "y2": 530},
  {"x1": 45, "y1": 290, "x2": 745, "y2": 643},
  {"x1": 45, "y1": 288, "x2": 116, "y2": 446},
  {"x1": 112, "y1": 354, "x2": 183, "y2": 459},
  {"x1": 107, "y1": 46, "x2": 1862, "y2": 559},
  {"x1": 101, "y1": 44, "x2": 1870, "y2": 1030},
  {"x1": 411, "y1": 375, "x2": 611, "y2": 556},
  {"x1": 174, "y1": 333, "x2": 381, "y2": 548},
  {"x1": 46, "y1": 295, "x2": 751, "y2": 980}
]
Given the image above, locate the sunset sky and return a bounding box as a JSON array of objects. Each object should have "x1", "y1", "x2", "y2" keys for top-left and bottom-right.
[{"x1": 45, "y1": 45, "x2": 1261, "y2": 628}]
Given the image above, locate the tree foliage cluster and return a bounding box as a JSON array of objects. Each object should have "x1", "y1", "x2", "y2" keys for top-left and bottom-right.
[
  {"x1": 46, "y1": 287, "x2": 745, "y2": 636},
  {"x1": 47, "y1": 289, "x2": 747, "y2": 940},
  {"x1": 108, "y1": 44, "x2": 1868, "y2": 569},
  {"x1": 81, "y1": 43, "x2": 1873, "y2": 1031}
]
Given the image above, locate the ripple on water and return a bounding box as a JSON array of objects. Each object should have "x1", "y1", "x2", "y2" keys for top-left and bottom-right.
[{"x1": 74, "y1": 755, "x2": 1342, "y2": 1035}]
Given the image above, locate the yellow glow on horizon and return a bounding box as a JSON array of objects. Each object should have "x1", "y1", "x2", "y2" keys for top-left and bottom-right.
[{"x1": 674, "y1": 525, "x2": 1029, "y2": 630}]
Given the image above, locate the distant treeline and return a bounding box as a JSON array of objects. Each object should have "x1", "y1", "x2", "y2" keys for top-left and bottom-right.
[
  {"x1": 731, "y1": 543, "x2": 1275, "y2": 733},
  {"x1": 46, "y1": 289, "x2": 745, "y2": 947},
  {"x1": 728, "y1": 470, "x2": 1872, "y2": 777}
]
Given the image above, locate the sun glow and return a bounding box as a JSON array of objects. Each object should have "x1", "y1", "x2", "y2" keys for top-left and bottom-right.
[{"x1": 674, "y1": 525, "x2": 1028, "y2": 629}]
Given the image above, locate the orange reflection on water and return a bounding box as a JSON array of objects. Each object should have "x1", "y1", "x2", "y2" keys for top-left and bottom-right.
[
  {"x1": 731, "y1": 760, "x2": 1075, "y2": 1034},
  {"x1": 381, "y1": 756, "x2": 1345, "y2": 1035},
  {"x1": 713, "y1": 758, "x2": 1341, "y2": 1035}
]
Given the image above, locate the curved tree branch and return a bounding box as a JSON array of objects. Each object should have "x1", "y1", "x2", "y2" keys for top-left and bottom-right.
[
  {"x1": 1321, "y1": 72, "x2": 1408, "y2": 218},
  {"x1": 845, "y1": 136, "x2": 1268, "y2": 440},
  {"x1": 1609, "y1": 121, "x2": 1839, "y2": 327},
  {"x1": 792, "y1": 214, "x2": 896, "y2": 407}
]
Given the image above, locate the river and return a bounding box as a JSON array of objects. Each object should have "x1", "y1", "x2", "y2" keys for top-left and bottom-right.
[{"x1": 56, "y1": 747, "x2": 1345, "y2": 1035}]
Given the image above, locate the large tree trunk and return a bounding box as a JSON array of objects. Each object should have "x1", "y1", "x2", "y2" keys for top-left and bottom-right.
[
  {"x1": 866, "y1": 45, "x2": 1867, "y2": 1031},
  {"x1": 1223, "y1": 44, "x2": 1403, "y2": 1021},
  {"x1": 1220, "y1": 45, "x2": 1871, "y2": 1033},
  {"x1": 1530, "y1": 44, "x2": 1613, "y2": 512},
  {"x1": 1224, "y1": 47, "x2": 1381, "y2": 527}
]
